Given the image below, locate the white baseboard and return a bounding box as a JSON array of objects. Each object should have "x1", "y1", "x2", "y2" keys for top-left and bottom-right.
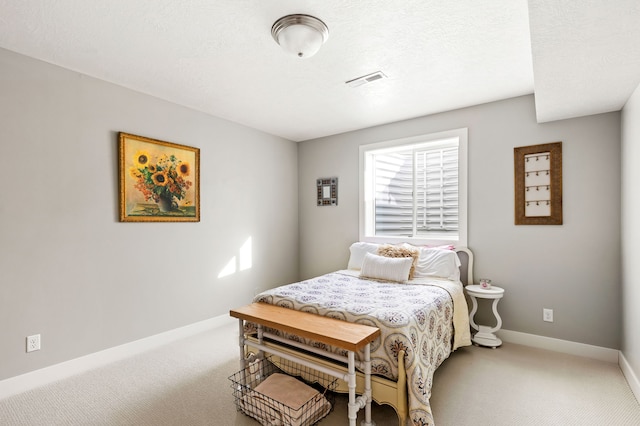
[
  {"x1": 497, "y1": 329, "x2": 619, "y2": 363},
  {"x1": 619, "y1": 352, "x2": 640, "y2": 403},
  {"x1": 0, "y1": 314, "x2": 235, "y2": 400}
]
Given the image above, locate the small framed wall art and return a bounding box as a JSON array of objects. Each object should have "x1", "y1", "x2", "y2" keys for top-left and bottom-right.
[
  {"x1": 119, "y1": 132, "x2": 200, "y2": 222},
  {"x1": 514, "y1": 142, "x2": 562, "y2": 225},
  {"x1": 317, "y1": 177, "x2": 338, "y2": 206}
]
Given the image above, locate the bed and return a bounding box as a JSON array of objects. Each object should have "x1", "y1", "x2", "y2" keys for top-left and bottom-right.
[{"x1": 244, "y1": 243, "x2": 473, "y2": 426}]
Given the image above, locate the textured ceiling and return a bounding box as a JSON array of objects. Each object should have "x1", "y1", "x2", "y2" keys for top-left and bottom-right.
[
  {"x1": 0, "y1": 1, "x2": 638, "y2": 141},
  {"x1": 529, "y1": 0, "x2": 640, "y2": 123}
]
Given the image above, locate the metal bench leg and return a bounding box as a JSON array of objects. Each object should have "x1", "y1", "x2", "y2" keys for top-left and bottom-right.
[
  {"x1": 363, "y1": 343, "x2": 375, "y2": 426},
  {"x1": 237, "y1": 319, "x2": 245, "y2": 370},
  {"x1": 347, "y1": 351, "x2": 357, "y2": 426}
]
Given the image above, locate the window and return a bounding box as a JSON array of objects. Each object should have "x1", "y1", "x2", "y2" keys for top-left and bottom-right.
[{"x1": 359, "y1": 128, "x2": 467, "y2": 246}]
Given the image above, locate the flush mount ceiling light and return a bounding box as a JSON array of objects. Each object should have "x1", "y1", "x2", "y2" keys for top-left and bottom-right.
[{"x1": 271, "y1": 14, "x2": 329, "y2": 58}]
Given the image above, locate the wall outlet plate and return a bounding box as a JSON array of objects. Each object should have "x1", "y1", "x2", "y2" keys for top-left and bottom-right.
[
  {"x1": 26, "y1": 334, "x2": 41, "y2": 352},
  {"x1": 543, "y1": 308, "x2": 554, "y2": 323}
]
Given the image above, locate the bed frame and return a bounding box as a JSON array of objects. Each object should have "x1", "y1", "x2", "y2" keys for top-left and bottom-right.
[{"x1": 243, "y1": 247, "x2": 474, "y2": 426}]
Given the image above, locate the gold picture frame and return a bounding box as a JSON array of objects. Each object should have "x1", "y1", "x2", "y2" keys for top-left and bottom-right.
[
  {"x1": 514, "y1": 142, "x2": 562, "y2": 225},
  {"x1": 119, "y1": 132, "x2": 200, "y2": 222}
]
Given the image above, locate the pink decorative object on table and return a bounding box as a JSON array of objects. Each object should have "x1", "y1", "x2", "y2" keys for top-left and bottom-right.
[{"x1": 479, "y1": 278, "x2": 492, "y2": 289}]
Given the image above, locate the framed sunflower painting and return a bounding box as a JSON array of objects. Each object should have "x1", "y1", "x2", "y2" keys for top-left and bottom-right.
[{"x1": 119, "y1": 132, "x2": 200, "y2": 222}]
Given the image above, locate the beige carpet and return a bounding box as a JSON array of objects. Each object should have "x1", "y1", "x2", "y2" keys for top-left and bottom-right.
[{"x1": 0, "y1": 321, "x2": 639, "y2": 425}]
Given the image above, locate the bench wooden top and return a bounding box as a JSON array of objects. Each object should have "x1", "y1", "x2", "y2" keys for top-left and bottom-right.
[{"x1": 230, "y1": 303, "x2": 381, "y2": 352}]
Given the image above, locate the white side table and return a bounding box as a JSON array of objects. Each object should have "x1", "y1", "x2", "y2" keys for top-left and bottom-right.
[{"x1": 465, "y1": 285, "x2": 505, "y2": 348}]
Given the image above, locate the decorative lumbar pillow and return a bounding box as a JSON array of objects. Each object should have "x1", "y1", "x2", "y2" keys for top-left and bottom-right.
[
  {"x1": 360, "y1": 252, "x2": 413, "y2": 283},
  {"x1": 376, "y1": 244, "x2": 419, "y2": 279},
  {"x1": 414, "y1": 247, "x2": 461, "y2": 281},
  {"x1": 347, "y1": 242, "x2": 381, "y2": 270}
]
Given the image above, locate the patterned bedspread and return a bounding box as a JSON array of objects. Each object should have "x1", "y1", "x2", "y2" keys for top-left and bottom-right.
[{"x1": 252, "y1": 270, "x2": 471, "y2": 426}]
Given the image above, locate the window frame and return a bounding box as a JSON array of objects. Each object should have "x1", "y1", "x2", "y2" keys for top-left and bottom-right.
[{"x1": 359, "y1": 128, "x2": 468, "y2": 247}]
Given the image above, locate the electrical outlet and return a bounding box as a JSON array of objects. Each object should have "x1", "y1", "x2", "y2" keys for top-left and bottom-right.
[
  {"x1": 543, "y1": 308, "x2": 554, "y2": 323},
  {"x1": 26, "y1": 334, "x2": 41, "y2": 352}
]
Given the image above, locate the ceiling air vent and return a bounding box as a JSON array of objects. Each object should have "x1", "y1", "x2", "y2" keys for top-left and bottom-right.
[{"x1": 345, "y1": 71, "x2": 387, "y2": 88}]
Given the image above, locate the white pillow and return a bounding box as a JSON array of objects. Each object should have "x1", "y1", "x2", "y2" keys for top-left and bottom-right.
[
  {"x1": 360, "y1": 252, "x2": 413, "y2": 283},
  {"x1": 414, "y1": 247, "x2": 461, "y2": 281},
  {"x1": 347, "y1": 242, "x2": 381, "y2": 270}
]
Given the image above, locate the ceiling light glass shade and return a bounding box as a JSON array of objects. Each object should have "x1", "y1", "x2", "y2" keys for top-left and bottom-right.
[{"x1": 271, "y1": 14, "x2": 329, "y2": 58}]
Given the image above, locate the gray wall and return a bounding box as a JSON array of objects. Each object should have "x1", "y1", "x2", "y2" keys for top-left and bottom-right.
[
  {"x1": 0, "y1": 48, "x2": 299, "y2": 381},
  {"x1": 298, "y1": 95, "x2": 621, "y2": 349},
  {"x1": 621, "y1": 84, "x2": 640, "y2": 375}
]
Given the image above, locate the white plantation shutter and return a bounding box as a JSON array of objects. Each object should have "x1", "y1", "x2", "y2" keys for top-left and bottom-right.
[
  {"x1": 417, "y1": 147, "x2": 459, "y2": 235},
  {"x1": 373, "y1": 146, "x2": 458, "y2": 237},
  {"x1": 360, "y1": 128, "x2": 467, "y2": 246}
]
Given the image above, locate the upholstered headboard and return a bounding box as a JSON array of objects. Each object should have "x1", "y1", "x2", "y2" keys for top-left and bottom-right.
[{"x1": 455, "y1": 247, "x2": 474, "y2": 286}]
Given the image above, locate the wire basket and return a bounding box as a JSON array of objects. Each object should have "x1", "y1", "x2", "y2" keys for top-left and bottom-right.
[{"x1": 229, "y1": 356, "x2": 337, "y2": 426}]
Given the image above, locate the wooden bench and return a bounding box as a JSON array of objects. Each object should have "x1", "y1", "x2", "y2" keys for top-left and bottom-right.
[{"x1": 230, "y1": 303, "x2": 381, "y2": 426}]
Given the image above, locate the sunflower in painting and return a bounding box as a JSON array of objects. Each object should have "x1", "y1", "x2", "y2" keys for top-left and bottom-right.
[
  {"x1": 134, "y1": 150, "x2": 150, "y2": 168},
  {"x1": 131, "y1": 152, "x2": 193, "y2": 210}
]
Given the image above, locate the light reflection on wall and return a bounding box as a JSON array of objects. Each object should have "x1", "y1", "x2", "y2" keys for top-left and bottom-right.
[{"x1": 218, "y1": 237, "x2": 252, "y2": 278}]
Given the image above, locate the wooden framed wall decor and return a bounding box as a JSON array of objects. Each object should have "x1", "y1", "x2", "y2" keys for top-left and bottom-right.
[
  {"x1": 514, "y1": 142, "x2": 562, "y2": 225},
  {"x1": 317, "y1": 177, "x2": 338, "y2": 206},
  {"x1": 119, "y1": 132, "x2": 200, "y2": 222}
]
